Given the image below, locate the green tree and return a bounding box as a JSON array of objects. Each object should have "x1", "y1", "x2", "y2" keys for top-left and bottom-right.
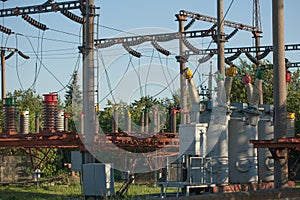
[{"x1": 64, "y1": 70, "x2": 82, "y2": 133}]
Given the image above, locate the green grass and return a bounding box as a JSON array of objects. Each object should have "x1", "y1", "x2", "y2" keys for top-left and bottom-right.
[
  {"x1": 0, "y1": 180, "x2": 173, "y2": 200},
  {"x1": 0, "y1": 184, "x2": 82, "y2": 200}
]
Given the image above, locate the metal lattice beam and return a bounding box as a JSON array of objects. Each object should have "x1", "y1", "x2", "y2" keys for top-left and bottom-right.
[
  {"x1": 95, "y1": 29, "x2": 216, "y2": 48},
  {"x1": 179, "y1": 10, "x2": 260, "y2": 32},
  {"x1": 185, "y1": 43, "x2": 300, "y2": 56},
  {"x1": 0, "y1": 1, "x2": 82, "y2": 17}
]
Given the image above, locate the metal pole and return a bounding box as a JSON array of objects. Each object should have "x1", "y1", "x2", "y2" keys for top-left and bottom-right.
[
  {"x1": 83, "y1": 0, "x2": 95, "y2": 163},
  {"x1": 217, "y1": 0, "x2": 225, "y2": 75},
  {"x1": 1, "y1": 50, "x2": 6, "y2": 104},
  {"x1": 176, "y1": 14, "x2": 188, "y2": 124},
  {"x1": 254, "y1": 33, "x2": 263, "y2": 104},
  {"x1": 272, "y1": 0, "x2": 288, "y2": 189}
]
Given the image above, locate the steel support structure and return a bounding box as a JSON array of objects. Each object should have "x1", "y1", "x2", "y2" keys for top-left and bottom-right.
[
  {"x1": 82, "y1": 0, "x2": 96, "y2": 164},
  {"x1": 176, "y1": 14, "x2": 188, "y2": 124},
  {"x1": 272, "y1": 0, "x2": 288, "y2": 189},
  {"x1": 217, "y1": 0, "x2": 225, "y2": 75},
  {"x1": 1, "y1": 50, "x2": 5, "y2": 103}
]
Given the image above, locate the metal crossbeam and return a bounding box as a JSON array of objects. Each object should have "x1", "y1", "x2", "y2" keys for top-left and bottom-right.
[
  {"x1": 179, "y1": 10, "x2": 259, "y2": 32},
  {"x1": 185, "y1": 43, "x2": 300, "y2": 56},
  {"x1": 95, "y1": 29, "x2": 215, "y2": 48},
  {"x1": 289, "y1": 62, "x2": 300, "y2": 68},
  {"x1": 0, "y1": 1, "x2": 82, "y2": 17}
]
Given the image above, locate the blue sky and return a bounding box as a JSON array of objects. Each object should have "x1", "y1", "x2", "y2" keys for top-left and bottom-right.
[{"x1": 1, "y1": 0, "x2": 300, "y2": 106}]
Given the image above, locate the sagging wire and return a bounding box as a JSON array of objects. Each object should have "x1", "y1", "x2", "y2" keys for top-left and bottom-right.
[
  {"x1": 129, "y1": 53, "x2": 144, "y2": 98},
  {"x1": 144, "y1": 49, "x2": 154, "y2": 97},
  {"x1": 22, "y1": 34, "x2": 65, "y2": 89},
  {"x1": 157, "y1": 51, "x2": 175, "y2": 95},
  {"x1": 15, "y1": 34, "x2": 24, "y2": 90},
  {"x1": 56, "y1": 53, "x2": 81, "y2": 93},
  {"x1": 99, "y1": 52, "x2": 134, "y2": 104},
  {"x1": 98, "y1": 49, "x2": 116, "y2": 104},
  {"x1": 152, "y1": 73, "x2": 180, "y2": 98},
  {"x1": 165, "y1": 56, "x2": 176, "y2": 93}
]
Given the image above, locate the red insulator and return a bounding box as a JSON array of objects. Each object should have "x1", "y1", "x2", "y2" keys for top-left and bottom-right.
[
  {"x1": 43, "y1": 93, "x2": 58, "y2": 131},
  {"x1": 43, "y1": 93, "x2": 58, "y2": 104},
  {"x1": 243, "y1": 73, "x2": 252, "y2": 85},
  {"x1": 286, "y1": 71, "x2": 292, "y2": 83}
]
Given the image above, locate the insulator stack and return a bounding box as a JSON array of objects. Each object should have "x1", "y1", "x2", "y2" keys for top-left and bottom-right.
[
  {"x1": 250, "y1": 79, "x2": 262, "y2": 107},
  {"x1": 243, "y1": 74, "x2": 253, "y2": 103},
  {"x1": 60, "y1": 9, "x2": 84, "y2": 24},
  {"x1": 22, "y1": 14, "x2": 48, "y2": 31},
  {"x1": 152, "y1": 109, "x2": 159, "y2": 133},
  {"x1": 3, "y1": 98, "x2": 18, "y2": 133},
  {"x1": 124, "y1": 110, "x2": 131, "y2": 132},
  {"x1": 42, "y1": 93, "x2": 58, "y2": 132},
  {"x1": 55, "y1": 110, "x2": 64, "y2": 132},
  {"x1": 20, "y1": 111, "x2": 30, "y2": 134}
]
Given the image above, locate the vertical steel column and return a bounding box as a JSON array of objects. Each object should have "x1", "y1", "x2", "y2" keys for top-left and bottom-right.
[
  {"x1": 217, "y1": 0, "x2": 225, "y2": 75},
  {"x1": 1, "y1": 50, "x2": 5, "y2": 104},
  {"x1": 272, "y1": 0, "x2": 288, "y2": 189},
  {"x1": 83, "y1": 0, "x2": 95, "y2": 163},
  {"x1": 176, "y1": 14, "x2": 188, "y2": 124}
]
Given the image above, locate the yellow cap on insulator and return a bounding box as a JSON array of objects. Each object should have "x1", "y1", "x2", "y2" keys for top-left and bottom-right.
[
  {"x1": 226, "y1": 64, "x2": 238, "y2": 77},
  {"x1": 113, "y1": 105, "x2": 119, "y2": 110},
  {"x1": 184, "y1": 68, "x2": 193, "y2": 79},
  {"x1": 95, "y1": 105, "x2": 99, "y2": 112},
  {"x1": 287, "y1": 113, "x2": 296, "y2": 120}
]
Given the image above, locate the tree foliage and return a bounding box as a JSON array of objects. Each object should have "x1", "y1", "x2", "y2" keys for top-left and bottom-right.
[{"x1": 64, "y1": 70, "x2": 82, "y2": 133}]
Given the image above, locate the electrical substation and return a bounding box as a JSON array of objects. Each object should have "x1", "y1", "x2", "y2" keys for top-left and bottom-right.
[{"x1": 0, "y1": 0, "x2": 300, "y2": 199}]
